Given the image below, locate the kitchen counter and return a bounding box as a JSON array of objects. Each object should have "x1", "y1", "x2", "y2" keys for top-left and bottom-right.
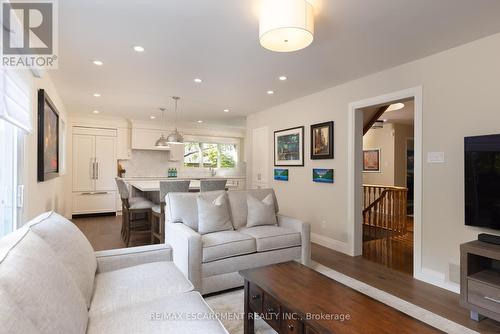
[
  {"x1": 127, "y1": 177, "x2": 246, "y2": 192},
  {"x1": 122, "y1": 176, "x2": 246, "y2": 181}
]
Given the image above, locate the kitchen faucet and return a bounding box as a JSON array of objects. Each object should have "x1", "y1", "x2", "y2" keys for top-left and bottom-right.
[{"x1": 209, "y1": 167, "x2": 216, "y2": 177}]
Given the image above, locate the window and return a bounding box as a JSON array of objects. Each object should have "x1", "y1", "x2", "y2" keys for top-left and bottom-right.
[
  {"x1": 184, "y1": 141, "x2": 237, "y2": 168},
  {"x1": 0, "y1": 69, "x2": 29, "y2": 237},
  {"x1": 0, "y1": 119, "x2": 21, "y2": 237}
]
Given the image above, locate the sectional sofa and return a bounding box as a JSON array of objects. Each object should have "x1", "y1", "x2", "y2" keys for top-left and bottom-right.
[{"x1": 0, "y1": 212, "x2": 228, "y2": 334}]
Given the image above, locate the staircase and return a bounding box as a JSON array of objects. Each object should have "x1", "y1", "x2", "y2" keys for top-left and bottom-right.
[{"x1": 363, "y1": 184, "x2": 408, "y2": 239}]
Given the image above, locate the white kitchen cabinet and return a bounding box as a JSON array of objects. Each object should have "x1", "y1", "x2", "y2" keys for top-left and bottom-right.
[
  {"x1": 132, "y1": 128, "x2": 170, "y2": 151},
  {"x1": 116, "y1": 127, "x2": 131, "y2": 159},
  {"x1": 72, "y1": 127, "x2": 117, "y2": 215},
  {"x1": 251, "y1": 126, "x2": 269, "y2": 188},
  {"x1": 168, "y1": 143, "x2": 185, "y2": 161}
]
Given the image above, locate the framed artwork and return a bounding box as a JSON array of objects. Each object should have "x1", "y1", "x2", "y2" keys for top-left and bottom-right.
[
  {"x1": 310, "y1": 121, "x2": 334, "y2": 160},
  {"x1": 37, "y1": 89, "x2": 60, "y2": 182},
  {"x1": 274, "y1": 168, "x2": 289, "y2": 181},
  {"x1": 313, "y1": 168, "x2": 334, "y2": 183},
  {"x1": 363, "y1": 149, "x2": 380, "y2": 172},
  {"x1": 274, "y1": 126, "x2": 304, "y2": 166}
]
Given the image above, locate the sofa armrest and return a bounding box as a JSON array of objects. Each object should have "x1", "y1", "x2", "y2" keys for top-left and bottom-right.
[
  {"x1": 165, "y1": 223, "x2": 203, "y2": 291},
  {"x1": 95, "y1": 244, "x2": 172, "y2": 273},
  {"x1": 277, "y1": 214, "x2": 311, "y2": 266}
]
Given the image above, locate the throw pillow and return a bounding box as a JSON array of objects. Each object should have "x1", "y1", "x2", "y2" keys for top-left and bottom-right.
[
  {"x1": 246, "y1": 193, "x2": 277, "y2": 227},
  {"x1": 197, "y1": 193, "x2": 234, "y2": 234}
]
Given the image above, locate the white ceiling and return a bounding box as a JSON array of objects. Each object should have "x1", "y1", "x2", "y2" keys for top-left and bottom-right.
[
  {"x1": 382, "y1": 101, "x2": 414, "y2": 126},
  {"x1": 50, "y1": 0, "x2": 500, "y2": 128}
]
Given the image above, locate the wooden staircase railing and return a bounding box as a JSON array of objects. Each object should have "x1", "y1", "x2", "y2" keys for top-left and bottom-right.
[{"x1": 363, "y1": 184, "x2": 408, "y2": 237}]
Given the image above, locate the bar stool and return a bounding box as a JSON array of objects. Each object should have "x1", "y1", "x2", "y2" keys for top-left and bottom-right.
[
  {"x1": 115, "y1": 178, "x2": 154, "y2": 247},
  {"x1": 151, "y1": 180, "x2": 190, "y2": 244},
  {"x1": 200, "y1": 179, "x2": 227, "y2": 192}
]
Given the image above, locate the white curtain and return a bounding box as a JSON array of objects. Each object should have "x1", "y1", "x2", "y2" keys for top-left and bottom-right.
[{"x1": 0, "y1": 69, "x2": 31, "y2": 133}]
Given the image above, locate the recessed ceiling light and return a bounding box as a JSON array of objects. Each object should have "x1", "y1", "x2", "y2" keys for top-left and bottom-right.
[
  {"x1": 197, "y1": 120, "x2": 203, "y2": 123},
  {"x1": 386, "y1": 103, "x2": 405, "y2": 112},
  {"x1": 223, "y1": 109, "x2": 229, "y2": 113},
  {"x1": 150, "y1": 115, "x2": 156, "y2": 120},
  {"x1": 92, "y1": 60, "x2": 103, "y2": 66},
  {"x1": 93, "y1": 93, "x2": 101, "y2": 97},
  {"x1": 92, "y1": 110, "x2": 100, "y2": 114},
  {"x1": 279, "y1": 76, "x2": 287, "y2": 81},
  {"x1": 133, "y1": 46, "x2": 145, "y2": 52},
  {"x1": 267, "y1": 90, "x2": 274, "y2": 95},
  {"x1": 194, "y1": 78, "x2": 202, "y2": 83}
]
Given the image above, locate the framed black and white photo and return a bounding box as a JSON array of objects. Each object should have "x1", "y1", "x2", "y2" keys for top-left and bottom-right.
[
  {"x1": 310, "y1": 121, "x2": 334, "y2": 160},
  {"x1": 274, "y1": 126, "x2": 304, "y2": 166}
]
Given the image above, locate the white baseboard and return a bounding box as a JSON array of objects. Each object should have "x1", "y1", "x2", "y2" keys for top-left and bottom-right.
[
  {"x1": 311, "y1": 233, "x2": 350, "y2": 255},
  {"x1": 414, "y1": 267, "x2": 460, "y2": 294}
]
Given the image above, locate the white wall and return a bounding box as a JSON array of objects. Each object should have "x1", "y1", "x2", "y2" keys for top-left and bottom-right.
[
  {"x1": 362, "y1": 123, "x2": 414, "y2": 187},
  {"x1": 363, "y1": 124, "x2": 395, "y2": 186},
  {"x1": 247, "y1": 32, "x2": 500, "y2": 289},
  {"x1": 20, "y1": 71, "x2": 70, "y2": 221}
]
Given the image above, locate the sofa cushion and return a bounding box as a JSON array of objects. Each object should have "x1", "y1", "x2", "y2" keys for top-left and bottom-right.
[
  {"x1": 0, "y1": 288, "x2": 39, "y2": 334},
  {"x1": 89, "y1": 261, "x2": 193, "y2": 316},
  {"x1": 87, "y1": 291, "x2": 228, "y2": 334},
  {"x1": 202, "y1": 231, "x2": 256, "y2": 263},
  {"x1": 197, "y1": 193, "x2": 233, "y2": 235},
  {"x1": 239, "y1": 226, "x2": 301, "y2": 252},
  {"x1": 0, "y1": 230, "x2": 88, "y2": 334},
  {"x1": 227, "y1": 189, "x2": 279, "y2": 229},
  {"x1": 166, "y1": 190, "x2": 225, "y2": 231},
  {"x1": 28, "y1": 211, "x2": 97, "y2": 307},
  {"x1": 246, "y1": 194, "x2": 278, "y2": 227}
]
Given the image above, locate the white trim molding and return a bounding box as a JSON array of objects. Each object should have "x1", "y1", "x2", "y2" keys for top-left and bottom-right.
[
  {"x1": 415, "y1": 267, "x2": 460, "y2": 294},
  {"x1": 311, "y1": 233, "x2": 350, "y2": 254},
  {"x1": 347, "y1": 86, "x2": 424, "y2": 279}
]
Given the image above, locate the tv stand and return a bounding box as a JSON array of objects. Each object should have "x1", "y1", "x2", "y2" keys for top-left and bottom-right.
[{"x1": 460, "y1": 240, "x2": 500, "y2": 322}]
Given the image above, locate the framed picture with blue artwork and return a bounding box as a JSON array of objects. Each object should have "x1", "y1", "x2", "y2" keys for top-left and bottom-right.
[
  {"x1": 274, "y1": 126, "x2": 304, "y2": 166},
  {"x1": 274, "y1": 168, "x2": 289, "y2": 181},
  {"x1": 312, "y1": 168, "x2": 334, "y2": 183}
]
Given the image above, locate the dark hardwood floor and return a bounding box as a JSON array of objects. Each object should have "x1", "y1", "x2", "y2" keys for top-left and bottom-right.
[
  {"x1": 362, "y1": 216, "x2": 414, "y2": 275},
  {"x1": 312, "y1": 243, "x2": 500, "y2": 334},
  {"x1": 73, "y1": 214, "x2": 149, "y2": 251},
  {"x1": 73, "y1": 215, "x2": 500, "y2": 333}
]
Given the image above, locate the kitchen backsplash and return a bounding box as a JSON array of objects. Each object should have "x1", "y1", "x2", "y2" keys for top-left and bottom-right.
[{"x1": 118, "y1": 150, "x2": 245, "y2": 178}]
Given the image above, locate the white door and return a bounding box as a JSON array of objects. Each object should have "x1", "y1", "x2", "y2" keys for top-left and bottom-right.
[
  {"x1": 252, "y1": 127, "x2": 269, "y2": 188},
  {"x1": 73, "y1": 135, "x2": 95, "y2": 192},
  {"x1": 94, "y1": 136, "x2": 116, "y2": 192}
]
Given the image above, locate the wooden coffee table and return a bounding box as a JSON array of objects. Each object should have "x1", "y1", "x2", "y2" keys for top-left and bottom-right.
[{"x1": 239, "y1": 262, "x2": 443, "y2": 334}]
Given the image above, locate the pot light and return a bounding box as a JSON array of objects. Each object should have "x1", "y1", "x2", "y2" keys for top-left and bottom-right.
[
  {"x1": 279, "y1": 76, "x2": 287, "y2": 81},
  {"x1": 150, "y1": 115, "x2": 156, "y2": 120},
  {"x1": 93, "y1": 110, "x2": 100, "y2": 114},
  {"x1": 267, "y1": 90, "x2": 274, "y2": 95},
  {"x1": 259, "y1": 0, "x2": 314, "y2": 52},
  {"x1": 194, "y1": 78, "x2": 202, "y2": 83},
  {"x1": 93, "y1": 93, "x2": 101, "y2": 97},
  {"x1": 223, "y1": 109, "x2": 230, "y2": 113},
  {"x1": 386, "y1": 103, "x2": 405, "y2": 112},
  {"x1": 133, "y1": 46, "x2": 145, "y2": 52},
  {"x1": 197, "y1": 120, "x2": 203, "y2": 123},
  {"x1": 92, "y1": 60, "x2": 103, "y2": 66}
]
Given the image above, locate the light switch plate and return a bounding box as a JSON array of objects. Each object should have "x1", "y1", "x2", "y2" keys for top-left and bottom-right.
[{"x1": 427, "y1": 152, "x2": 445, "y2": 163}]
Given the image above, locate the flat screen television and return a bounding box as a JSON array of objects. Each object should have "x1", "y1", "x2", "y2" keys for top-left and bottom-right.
[{"x1": 465, "y1": 134, "x2": 500, "y2": 230}]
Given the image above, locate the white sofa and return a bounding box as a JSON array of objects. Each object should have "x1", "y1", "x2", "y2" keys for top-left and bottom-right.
[
  {"x1": 165, "y1": 188, "x2": 311, "y2": 294},
  {"x1": 0, "y1": 211, "x2": 228, "y2": 334}
]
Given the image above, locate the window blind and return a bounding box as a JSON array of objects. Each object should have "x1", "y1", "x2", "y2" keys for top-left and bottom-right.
[{"x1": 0, "y1": 69, "x2": 31, "y2": 133}]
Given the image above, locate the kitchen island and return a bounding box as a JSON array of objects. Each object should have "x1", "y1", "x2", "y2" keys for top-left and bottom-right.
[{"x1": 126, "y1": 176, "x2": 246, "y2": 202}]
